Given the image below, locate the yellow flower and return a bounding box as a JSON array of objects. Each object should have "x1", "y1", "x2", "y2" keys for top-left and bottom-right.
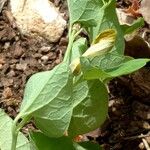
[{"x1": 70, "y1": 29, "x2": 116, "y2": 75}]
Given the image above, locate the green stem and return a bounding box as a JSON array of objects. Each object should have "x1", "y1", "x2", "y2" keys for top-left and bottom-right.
[
  {"x1": 102, "y1": 0, "x2": 106, "y2": 5},
  {"x1": 63, "y1": 26, "x2": 76, "y2": 63},
  {"x1": 63, "y1": 27, "x2": 83, "y2": 64},
  {"x1": 11, "y1": 116, "x2": 20, "y2": 150},
  {"x1": 11, "y1": 115, "x2": 31, "y2": 150}
]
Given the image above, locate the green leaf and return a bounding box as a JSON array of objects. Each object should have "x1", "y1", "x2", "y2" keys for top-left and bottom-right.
[
  {"x1": 0, "y1": 109, "x2": 30, "y2": 150},
  {"x1": 80, "y1": 54, "x2": 150, "y2": 81},
  {"x1": 68, "y1": 80, "x2": 108, "y2": 137},
  {"x1": 80, "y1": 57, "x2": 111, "y2": 80},
  {"x1": 30, "y1": 132, "x2": 74, "y2": 150},
  {"x1": 33, "y1": 68, "x2": 73, "y2": 138},
  {"x1": 19, "y1": 62, "x2": 72, "y2": 118},
  {"x1": 87, "y1": 0, "x2": 124, "y2": 54},
  {"x1": 108, "y1": 58, "x2": 150, "y2": 77},
  {"x1": 87, "y1": 53, "x2": 131, "y2": 72},
  {"x1": 68, "y1": 0, "x2": 124, "y2": 53},
  {"x1": 80, "y1": 53, "x2": 129, "y2": 80},
  {"x1": 121, "y1": 18, "x2": 144, "y2": 35},
  {"x1": 67, "y1": 0, "x2": 103, "y2": 26},
  {"x1": 34, "y1": 85, "x2": 73, "y2": 138},
  {"x1": 30, "y1": 132, "x2": 102, "y2": 150},
  {"x1": 71, "y1": 38, "x2": 88, "y2": 62}
]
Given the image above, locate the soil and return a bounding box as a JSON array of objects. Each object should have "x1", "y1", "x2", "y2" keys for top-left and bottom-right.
[{"x1": 0, "y1": 0, "x2": 150, "y2": 150}]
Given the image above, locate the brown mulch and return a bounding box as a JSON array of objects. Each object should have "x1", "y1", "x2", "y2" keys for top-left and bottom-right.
[{"x1": 0, "y1": 1, "x2": 150, "y2": 150}]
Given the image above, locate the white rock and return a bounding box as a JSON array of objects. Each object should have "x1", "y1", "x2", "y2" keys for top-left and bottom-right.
[
  {"x1": 140, "y1": 0, "x2": 150, "y2": 24},
  {"x1": 10, "y1": 0, "x2": 66, "y2": 42}
]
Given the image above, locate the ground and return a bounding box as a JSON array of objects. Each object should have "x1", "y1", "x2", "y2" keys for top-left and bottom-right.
[{"x1": 0, "y1": 0, "x2": 150, "y2": 150}]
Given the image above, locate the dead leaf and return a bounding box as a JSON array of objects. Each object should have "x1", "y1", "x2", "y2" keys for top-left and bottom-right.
[{"x1": 124, "y1": 0, "x2": 141, "y2": 17}]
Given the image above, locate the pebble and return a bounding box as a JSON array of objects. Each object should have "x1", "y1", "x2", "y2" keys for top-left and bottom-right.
[
  {"x1": 7, "y1": 70, "x2": 16, "y2": 77},
  {"x1": 4, "y1": 42, "x2": 10, "y2": 49},
  {"x1": 0, "y1": 58, "x2": 5, "y2": 64},
  {"x1": 33, "y1": 53, "x2": 42, "y2": 59},
  {"x1": 14, "y1": 43, "x2": 24, "y2": 58},
  {"x1": 2, "y1": 87, "x2": 13, "y2": 99},
  {"x1": 0, "y1": 64, "x2": 3, "y2": 69},
  {"x1": 41, "y1": 55, "x2": 49, "y2": 61},
  {"x1": 1, "y1": 78, "x2": 13, "y2": 87},
  {"x1": 40, "y1": 46, "x2": 51, "y2": 53},
  {"x1": 16, "y1": 63, "x2": 27, "y2": 71}
]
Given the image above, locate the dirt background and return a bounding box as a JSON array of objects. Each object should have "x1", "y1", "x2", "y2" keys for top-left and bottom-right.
[{"x1": 0, "y1": 0, "x2": 150, "y2": 150}]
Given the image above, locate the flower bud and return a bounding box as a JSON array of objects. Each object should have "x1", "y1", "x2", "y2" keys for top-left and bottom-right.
[{"x1": 70, "y1": 29, "x2": 116, "y2": 75}]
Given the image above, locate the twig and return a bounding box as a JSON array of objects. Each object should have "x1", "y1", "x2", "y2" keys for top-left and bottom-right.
[
  {"x1": 142, "y1": 138, "x2": 150, "y2": 150},
  {"x1": 124, "y1": 133, "x2": 150, "y2": 140}
]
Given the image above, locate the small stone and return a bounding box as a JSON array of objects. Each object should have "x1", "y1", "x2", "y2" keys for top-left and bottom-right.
[
  {"x1": 0, "y1": 58, "x2": 5, "y2": 64},
  {"x1": 0, "y1": 64, "x2": 3, "y2": 69},
  {"x1": 1, "y1": 78, "x2": 13, "y2": 87},
  {"x1": 2, "y1": 87, "x2": 13, "y2": 99},
  {"x1": 48, "y1": 52, "x2": 56, "y2": 60},
  {"x1": 33, "y1": 53, "x2": 42, "y2": 59},
  {"x1": 40, "y1": 46, "x2": 51, "y2": 53},
  {"x1": 139, "y1": 142, "x2": 145, "y2": 149},
  {"x1": 14, "y1": 42, "x2": 24, "y2": 58},
  {"x1": 10, "y1": 0, "x2": 66, "y2": 42},
  {"x1": 16, "y1": 63, "x2": 27, "y2": 71},
  {"x1": 7, "y1": 70, "x2": 16, "y2": 77},
  {"x1": 41, "y1": 55, "x2": 49, "y2": 61},
  {"x1": 4, "y1": 42, "x2": 10, "y2": 49},
  {"x1": 15, "y1": 36, "x2": 19, "y2": 41},
  {"x1": 55, "y1": 59, "x2": 61, "y2": 64}
]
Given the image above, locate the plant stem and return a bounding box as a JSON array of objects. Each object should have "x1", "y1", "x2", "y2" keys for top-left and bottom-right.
[
  {"x1": 102, "y1": 0, "x2": 106, "y2": 5},
  {"x1": 11, "y1": 115, "x2": 31, "y2": 150},
  {"x1": 63, "y1": 26, "x2": 83, "y2": 64},
  {"x1": 11, "y1": 116, "x2": 20, "y2": 150},
  {"x1": 63, "y1": 26, "x2": 76, "y2": 63}
]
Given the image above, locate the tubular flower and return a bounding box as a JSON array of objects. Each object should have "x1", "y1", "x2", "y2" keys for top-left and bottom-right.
[{"x1": 70, "y1": 29, "x2": 116, "y2": 75}]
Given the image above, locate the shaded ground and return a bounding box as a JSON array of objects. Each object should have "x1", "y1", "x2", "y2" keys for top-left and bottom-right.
[{"x1": 0, "y1": 0, "x2": 150, "y2": 150}]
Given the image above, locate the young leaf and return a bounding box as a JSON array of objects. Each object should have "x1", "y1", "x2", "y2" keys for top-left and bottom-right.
[
  {"x1": 0, "y1": 109, "x2": 30, "y2": 150},
  {"x1": 68, "y1": 80, "x2": 108, "y2": 137},
  {"x1": 70, "y1": 29, "x2": 116, "y2": 75},
  {"x1": 71, "y1": 38, "x2": 88, "y2": 62},
  {"x1": 121, "y1": 17, "x2": 144, "y2": 35},
  {"x1": 19, "y1": 62, "x2": 72, "y2": 118},
  {"x1": 87, "y1": 0, "x2": 125, "y2": 54},
  {"x1": 80, "y1": 54, "x2": 150, "y2": 81},
  {"x1": 108, "y1": 58, "x2": 150, "y2": 77},
  {"x1": 84, "y1": 53, "x2": 131, "y2": 72},
  {"x1": 67, "y1": 0, "x2": 103, "y2": 26}
]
